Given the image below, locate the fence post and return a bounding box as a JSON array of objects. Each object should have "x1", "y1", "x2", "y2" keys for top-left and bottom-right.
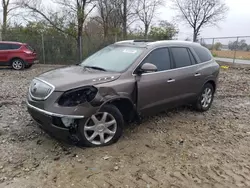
[
  {"x1": 212, "y1": 38, "x2": 215, "y2": 53},
  {"x1": 0, "y1": 29, "x2": 2, "y2": 41},
  {"x1": 115, "y1": 33, "x2": 117, "y2": 42},
  {"x1": 233, "y1": 36, "x2": 239, "y2": 64},
  {"x1": 41, "y1": 33, "x2": 46, "y2": 64},
  {"x1": 79, "y1": 35, "x2": 83, "y2": 62}
]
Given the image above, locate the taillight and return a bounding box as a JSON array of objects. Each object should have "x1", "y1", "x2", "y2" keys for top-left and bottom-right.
[{"x1": 24, "y1": 50, "x2": 33, "y2": 54}]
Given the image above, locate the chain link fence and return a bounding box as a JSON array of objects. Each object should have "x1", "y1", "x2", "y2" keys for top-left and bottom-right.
[
  {"x1": 200, "y1": 36, "x2": 250, "y2": 64},
  {"x1": 2, "y1": 32, "x2": 122, "y2": 65}
]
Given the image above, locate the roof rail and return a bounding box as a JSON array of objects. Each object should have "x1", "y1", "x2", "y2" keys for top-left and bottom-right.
[
  {"x1": 133, "y1": 39, "x2": 155, "y2": 42},
  {"x1": 115, "y1": 39, "x2": 155, "y2": 44},
  {"x1": 115, "y1": 40, "x2": 134, "y2": 44}
]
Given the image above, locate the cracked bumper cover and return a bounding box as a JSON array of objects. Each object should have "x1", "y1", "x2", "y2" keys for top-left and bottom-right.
[
  {"x1": 26, "y1": 90, "x2": 102, "y2": 142},
  {"x1": 26, "y1": 97, "x2": 91, "y2": 142},
  {"x1": 27, "y1": 102, "x2": 85, "y2": 119},
  {"x1": 27, "y1": 103, "x2": 73, "y2": 142}
]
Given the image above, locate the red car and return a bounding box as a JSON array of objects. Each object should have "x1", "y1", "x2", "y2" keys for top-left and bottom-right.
[{"x1": 0, "y1": 41, "x2": 38, "y2": 70}]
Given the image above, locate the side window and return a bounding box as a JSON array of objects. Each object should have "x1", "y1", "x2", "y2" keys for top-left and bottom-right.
[
  {"x1": 192, "y1": 46, "x2": 212, "y2": 63},
  {"x1": 188, "y1": 49, "x2": 197, "y2": 65},
  {"x1": 171, "y1": 47, "x2": 192, "y2": 68},
  {"x1": 11, "y1": 44, "x2": 21, "y2": 49},
  {"x1": 142, "y1": 48, "x2": 171, "y2": 71},
  {"x1": 0, "y1": 44, "x2": 11, "y2": 50}
]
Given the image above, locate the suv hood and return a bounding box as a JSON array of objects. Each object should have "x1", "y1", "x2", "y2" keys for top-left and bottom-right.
[{"x1": 37, "y1": 66, "x2": 121, "y2": 91}]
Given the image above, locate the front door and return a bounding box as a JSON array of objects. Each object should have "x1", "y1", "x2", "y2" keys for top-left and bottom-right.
[{"x1": 136, "y1": 47, "x2": 176, "y2": 115}]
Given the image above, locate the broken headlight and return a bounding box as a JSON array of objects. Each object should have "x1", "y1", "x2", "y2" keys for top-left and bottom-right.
[{"x1": 58, "y1": 86, "x2": 98, "y2": 107}]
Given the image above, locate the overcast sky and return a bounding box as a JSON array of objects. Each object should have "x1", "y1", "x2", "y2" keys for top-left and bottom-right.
[
  {"x1": 28, "y1": 0, "x2": 250, "y2": 41},
  {"x1": 159, "y1": 0, "x2": 250, "y2": 40}
]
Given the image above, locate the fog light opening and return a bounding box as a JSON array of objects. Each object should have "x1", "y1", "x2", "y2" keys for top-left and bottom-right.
[{"x1": 61, "y1": 117, "x2": 75, "y2": 128}]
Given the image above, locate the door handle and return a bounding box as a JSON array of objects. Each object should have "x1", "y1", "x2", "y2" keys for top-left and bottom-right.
[
  {"x1": 194, "y1": 73, "x2": 201, "y2": 77},
  {"x1": 167, "y1": 79, "x2": 175, "y2": 83}
]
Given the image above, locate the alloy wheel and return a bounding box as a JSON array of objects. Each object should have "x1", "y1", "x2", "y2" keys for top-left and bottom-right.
[
  {"x1": 201, "y1": 87, "x2": 213, "y2": 108},
  {"x1": 12, "y1": 60, "x2": 23, "y2": 70},
  {"x1": 83, "y1": 112, "x2": 117, "y2": 145}
]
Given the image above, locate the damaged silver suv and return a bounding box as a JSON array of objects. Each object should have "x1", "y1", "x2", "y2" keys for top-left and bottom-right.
[{"x1": 27, "y1": 40, "x2": 219, "y2": 147}]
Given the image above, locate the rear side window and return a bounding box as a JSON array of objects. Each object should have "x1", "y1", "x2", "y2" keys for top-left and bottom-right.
[
  {"x1": 142, "y1": 48, "x2": 171, "y2": 71},
  {"x1": 11, "y1": 44, "x2": 21, "y2": 49},
  {"x1": 171, "y1": 47, "x2": 192, "y2": 68},
  {"x1": 0, "y1": 43, "x2": 21, "y2": 50},
  {"x1": 192, "y1": 46, "x2": 212, "y2": 63}
]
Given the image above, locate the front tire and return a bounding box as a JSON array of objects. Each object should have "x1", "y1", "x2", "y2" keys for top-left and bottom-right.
[
  {"x1": 78, "y1": 104, "x2": 124, "y2": 147},
  {"x1": 194, "y1": 83, "x2": 215, "y2": 112},
  {"x1": 11, "y1": 58, "x2": 24, "y2": 70}
]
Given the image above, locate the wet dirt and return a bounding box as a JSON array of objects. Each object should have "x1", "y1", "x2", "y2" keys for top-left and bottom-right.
[{"x1": 0, "y1": 65, "x2": 250, "y2": 188}]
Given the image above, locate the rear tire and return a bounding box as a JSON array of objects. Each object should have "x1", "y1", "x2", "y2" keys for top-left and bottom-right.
[
  {"x1": 78, "y1": 104, "x2": 124, "y2": 147},
  {"x1": 194, "y1": 83, "x2": 214, "y2": 112},
  {"x1": 11, "y1": 58, "x2": 24, "y2": 70},
  {"x1": 25, "y1": 64, "x2": 33, "y2": 69}
]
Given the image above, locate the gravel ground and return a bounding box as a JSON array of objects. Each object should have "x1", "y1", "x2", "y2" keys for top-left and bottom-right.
[{"x1": 0, "y1": 65, "x2": 250, "y2": 188}]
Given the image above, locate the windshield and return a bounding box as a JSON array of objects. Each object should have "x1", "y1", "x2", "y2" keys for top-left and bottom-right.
[{"x1": 80, "y1": 45, "x2": 144, "y2": 72}]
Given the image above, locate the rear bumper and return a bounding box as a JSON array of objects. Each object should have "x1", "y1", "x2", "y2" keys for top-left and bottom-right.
[{"x1": 24, "y1": 59, "x2": 39, "y2": 65}]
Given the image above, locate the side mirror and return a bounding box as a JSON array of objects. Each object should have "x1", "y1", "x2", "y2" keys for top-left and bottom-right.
[{"x1": 138, "y1": 63, "x2": 157, "y2": 74}]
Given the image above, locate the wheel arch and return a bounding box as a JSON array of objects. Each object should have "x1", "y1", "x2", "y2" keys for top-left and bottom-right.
[
  {"x1": 204, "y1": 79, "x2": 216, "y2": 92},
  {"x1": 9, "y1": 57, "x2": 24, "y2": 65},
  {"x1": 100, "y1": 97, "x2": 138, "y2": 123}
]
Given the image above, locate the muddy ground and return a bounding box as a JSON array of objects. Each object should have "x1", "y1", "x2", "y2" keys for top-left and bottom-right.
[{"x1": 0, "y1": 65, "x2": 250, "y2": 188}]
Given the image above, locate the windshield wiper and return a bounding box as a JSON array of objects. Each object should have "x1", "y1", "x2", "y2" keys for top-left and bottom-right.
[{"x1": 84, "y1": 66, "x2": 107, "y2": 71}]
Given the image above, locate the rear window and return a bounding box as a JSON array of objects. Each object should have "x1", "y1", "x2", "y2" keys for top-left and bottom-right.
[
  {"x1": 25, "y1": 45, "x2": 34, "y2": 51},
  {"x1": 192, "y1": 46, "x2": 212, "y2": 63}
]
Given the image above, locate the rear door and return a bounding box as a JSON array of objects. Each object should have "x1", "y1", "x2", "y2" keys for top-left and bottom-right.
[
  {"x1": 168, "y1": 47, "x2": 201, "y2": 104},
  {"x1": 0, "y1": 43, "x2": 11, "y2": 65}
]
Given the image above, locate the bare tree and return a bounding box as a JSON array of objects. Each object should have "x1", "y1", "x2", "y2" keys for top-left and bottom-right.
[
  {"x1": 96, "y1": 0, "x2": 136, "y2": 39},
  {"x1": 173, "y1": 0, "x2": 228, "y2": 42},
  {"x1": 1, "y1": 0, "x2": 20, "y2": 38},
  {"x1": 119, "y1": 0, "x2": 136, "y2": 39},
  {"x1": 19, "y1": 0, "x2": 96, "y2": 60},
  {"x1": 135, "y1": 0, "x2": 163, "y2": 38},
  {"x1": 96, "y1": 0, "x2": 122, "y2": 38},
  {"x1": 121, "y1": 0, "x2": 127, "y2": 38}
]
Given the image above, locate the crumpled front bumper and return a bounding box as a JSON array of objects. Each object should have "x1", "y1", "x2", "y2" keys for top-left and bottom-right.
[
  {"x1": 27, "y1": 102, "x2": 85, "y2": 119},
  {"x1": 27, "y1": 101, "x2": 86, "y2": 143}
]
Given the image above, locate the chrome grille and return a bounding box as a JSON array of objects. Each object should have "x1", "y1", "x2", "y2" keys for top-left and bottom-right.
[{"x1": 29, "y1": 78, "x2": 54, "y2": 100}]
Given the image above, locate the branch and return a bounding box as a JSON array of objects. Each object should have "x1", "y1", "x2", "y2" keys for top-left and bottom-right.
[
  {"x1": 175, "y1": 0, "x2": 194, "y2": 28},
  {"x1": 21, "y1": 2, "x2": 76, "y2": 38},
  {"x1": 83, "y1": 4, "x2": 96, "y2": 23},
  {"x1": 7, "y1": 5, "x2": 19, "y2": 14},
  {"x1": 53, "y1": 0, "x2": 77, "y2": 12}
]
